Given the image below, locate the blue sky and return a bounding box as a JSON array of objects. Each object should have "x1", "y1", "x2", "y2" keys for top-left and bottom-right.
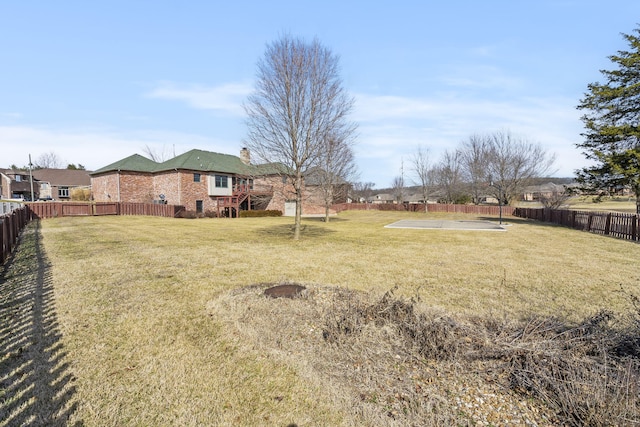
[{"x1": 1, "y1": 1, "x2": 639, "y2": 188}]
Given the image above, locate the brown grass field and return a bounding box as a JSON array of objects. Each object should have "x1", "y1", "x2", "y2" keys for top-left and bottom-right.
[{"x1": 2, "y1": 210, "x2": 640, "y2": 426}]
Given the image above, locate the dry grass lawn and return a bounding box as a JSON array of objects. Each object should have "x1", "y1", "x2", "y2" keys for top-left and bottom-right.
[
  {"x1": 568, "y1": 196, "x2": 638, "y2": 213},
  {"x1": 2, "y1": 210, "x2": 640, "y2": 425},
  {"x1": 519, "y1": 195, "x2": 638, "y2": 213}
]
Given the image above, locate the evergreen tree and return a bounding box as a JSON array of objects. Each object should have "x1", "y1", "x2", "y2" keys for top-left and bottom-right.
[{"x1": 577, "y1": 27, "x2": 640, "y2": 213}]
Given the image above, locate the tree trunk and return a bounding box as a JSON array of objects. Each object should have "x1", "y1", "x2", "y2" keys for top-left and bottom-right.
[{"x1": 293, "y1": 175, "x2": 303, "y2": 240}]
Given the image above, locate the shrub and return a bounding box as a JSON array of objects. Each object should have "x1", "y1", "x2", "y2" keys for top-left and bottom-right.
[
  {"x1": 71, "y1": 188, "x2": 92, "y2": 201},
  {"x1": 203, "y1": 209, "x2": 218, "y2": 218},
  {"x1": 239, "y1": 210, "x2": 282, "y2": 218},
  {"x1": 177, "y1": 210, "x2": 199, "y2": 219}
]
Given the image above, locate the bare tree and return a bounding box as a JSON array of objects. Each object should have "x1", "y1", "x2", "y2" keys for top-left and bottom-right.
[
  {"x1": 244, "y1": 35, "x2": 356, "y2": 239},
  {"x1": 351, "y1": 181, "x2": 375, "y2": 203},
  {"x1": 35, "y1": 151, "x2": 63, "y2": 169},
  {"x1": 391, "y1": 175, "x2": 405, "y2": 203},
  {"x1": 538, "y1": 184, "x2": 572, "y2": 209},
  {"x1": 142, "y1": 144, "x2": 173, "y2": 162},
  {"x1": 434, "y1": 149, "x2": 463, "y2": 204},
  {"x1": 410, "y1": 145, "x2": 434, "y2": 212},
  {"x1": 485, "y1": 130, "x2": 556, "y2": 206},
  {"x1": 459, "y1": 134, "x2": 490, "y2": 205},
  {"x1": 312, "y1": 135, "x2": 358, "y2": 222}
]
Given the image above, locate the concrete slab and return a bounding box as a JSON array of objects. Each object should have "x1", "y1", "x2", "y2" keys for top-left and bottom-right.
[{"x1": 384, "y1": 219, "x2": 507, "y2": 231}]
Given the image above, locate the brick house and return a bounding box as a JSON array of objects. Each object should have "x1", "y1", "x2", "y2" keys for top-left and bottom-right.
[{"x1": 90, "y1": 148, "x2": 328, "y2": 216}]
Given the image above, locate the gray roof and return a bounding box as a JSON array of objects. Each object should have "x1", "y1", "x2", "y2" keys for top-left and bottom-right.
[{"x1": 32, "y1": 168, "x2": 92, "y2": 186}]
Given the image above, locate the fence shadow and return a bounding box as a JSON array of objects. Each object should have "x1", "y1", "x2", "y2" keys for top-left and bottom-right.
[{"x1": 0, "y1": 220, "x2": 82, "y2": 426}]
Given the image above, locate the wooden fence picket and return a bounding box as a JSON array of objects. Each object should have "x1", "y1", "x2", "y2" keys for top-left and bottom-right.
[{"x1": 514, "y1": 207, "x2": 639, "y2": 243}]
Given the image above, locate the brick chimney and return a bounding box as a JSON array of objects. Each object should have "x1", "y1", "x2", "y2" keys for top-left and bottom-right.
[{"x1": 240, "y1": 147, "x2": 250, "y2": 165}]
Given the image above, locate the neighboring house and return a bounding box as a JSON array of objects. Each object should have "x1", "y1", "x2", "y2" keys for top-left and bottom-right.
[
  {"x1": 522, "y1": 182, "x2": 567, "y2": 202},
  {"x1": 90, "y1": 148, "x2": 327, "y2": 216},
  {"x1": 370, "y1": 193, "x2": 396, "y2": 204},
  {"x1": 0, "y1": 168, "x2": 92, "y2": 201},
  {"x1": 32, "y1": 168, "x2": 92, "y2": 201},
  {"x1": 0, "y1": 169, "x2": 37, "y2": 200},
  {"x1": 0, "y1": 169, "x2": 36, "y2": 200}
]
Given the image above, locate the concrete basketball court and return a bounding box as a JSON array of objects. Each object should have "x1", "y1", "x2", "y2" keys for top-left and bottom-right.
[{"x1": 384, "y1": 219, "x2": 507, "y2": 231}]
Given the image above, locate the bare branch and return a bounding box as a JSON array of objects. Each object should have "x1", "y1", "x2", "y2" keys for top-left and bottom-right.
[
  {"x1": 34, "y1": 151, "x2": 63, "y2": 169},
  {"x1": 410, "y1": 145, "x2": 434, "y2": 211},
  {"x1": 485, "y1": 130, "x2": 556, "y2": 205},
  {"x1": 142, "y1": 144, "x2": 173, "y2": 162}
]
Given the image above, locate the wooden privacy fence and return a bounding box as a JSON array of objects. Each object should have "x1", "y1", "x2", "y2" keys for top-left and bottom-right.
[
  {"x1": 333, "y1": 203, "x2": 515, "y2": 216},
  {"x1": 2, "y1": 202, "x2": 185, "y2": 266},
  {"x1": 514, "y1": 207, "x2": 639, "y2": 242},
  {"x1": 1, "y1": 206, "x2": 30, "y2": 265},
  {"x1": 27, "y1": 202, "x2": 185, "y2": 219}
]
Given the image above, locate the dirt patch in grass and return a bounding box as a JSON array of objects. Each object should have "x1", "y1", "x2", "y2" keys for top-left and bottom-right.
[{"x1": 210, "y1": 283, "x2": 640, "y2": 427}]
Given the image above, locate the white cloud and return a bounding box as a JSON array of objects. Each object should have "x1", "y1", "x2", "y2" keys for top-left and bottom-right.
[
  {"x1": 351, "y1": 91, "x2": 587, "y2": 186},
  {"x1": 0, "y1": 125, "x2": 242, "y2": 171},
  {"x1": 146, "y1": 81, "x2": 252, "y2": 115},
  {"x1": 438, "y1": 65, "x2": 524, "y2": 91}
]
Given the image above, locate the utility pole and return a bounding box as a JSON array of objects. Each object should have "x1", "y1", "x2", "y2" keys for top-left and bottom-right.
[{"x1": 28, "y1": 154, "x2": 35, "y2": 202}]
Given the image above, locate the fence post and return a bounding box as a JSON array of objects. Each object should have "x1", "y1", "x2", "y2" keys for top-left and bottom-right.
[
  {"x1": 0, "y1": 217, "x2": 5, "y2": 264},
  {"x1": 604, "y1": 213, "x2": 612, "y2": 236}
]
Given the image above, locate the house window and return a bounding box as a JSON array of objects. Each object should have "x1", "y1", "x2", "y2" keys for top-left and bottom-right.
[
  {"x1": 195, "y1": 200, "x2": 203, "y2": 213},
  {"x1": 215, "y1": 175, "x2": 228, "y2": 188},
  {"x1": 194, "y1": 173, "x2": 201, "y2": 182},
  {"x1": 15, "y1": 175, "x2": 22, "y2": 182},
  {"x1": 59, "y1": 187, "x2": 70, "y2": 198}
]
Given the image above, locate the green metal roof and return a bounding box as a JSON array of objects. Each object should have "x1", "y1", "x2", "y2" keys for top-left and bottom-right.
[
  {"x1": 90, "y1": 154, "x2": 158, "y2": 175},
  {"x1": 154, "y1": 149, "x2": 253, "y2": 174},
  {"x1": 91, "y1": 149, "x2": 293, "y2": 177}
]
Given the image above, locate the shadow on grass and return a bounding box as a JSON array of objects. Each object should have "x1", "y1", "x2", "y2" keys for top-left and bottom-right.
[
  {"x1": 301, "y1": 216, "x2": 349, "y2": 223},
  {"x1": 257, "y1": 221, "x2": 337, "y2": 238},
  {"x1": 0, "y1": 220, "x2": 82, "y2": 426}
]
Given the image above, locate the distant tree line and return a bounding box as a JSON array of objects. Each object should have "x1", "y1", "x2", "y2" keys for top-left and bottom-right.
[
  {"x1": 8, "y1": 151, "x2": 85, "y2": 171},
  {"x1": 352, "y1": 130, "x2": 556, "y2": 208}
]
